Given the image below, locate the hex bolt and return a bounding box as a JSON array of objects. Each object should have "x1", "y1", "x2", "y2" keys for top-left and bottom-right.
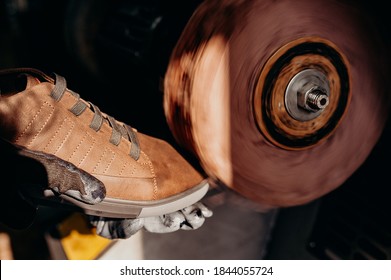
[
  {"x1": 297, "y1": 86, "x2": 329, "y2": 112},
  {"x1": 285, "y1": 69, "x2": 330, "y2": 121},
  {"x1": 305, "y1": 89, "x2": 329, "y2": 111}
]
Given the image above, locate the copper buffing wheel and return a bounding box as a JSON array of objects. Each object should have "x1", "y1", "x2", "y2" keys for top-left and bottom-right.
[{"x1": 164, "y1": 0, "x2": 391, "y2": 207}]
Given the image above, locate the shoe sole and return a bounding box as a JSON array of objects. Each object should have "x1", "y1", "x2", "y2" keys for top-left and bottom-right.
[{"x1": 20, "y1": 179, "x2": 210, "y2": 218}]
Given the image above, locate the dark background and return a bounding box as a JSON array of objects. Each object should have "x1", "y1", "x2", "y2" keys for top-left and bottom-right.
[{"x1": 0, "y1": 0, "x2": 390, "y2": 260}]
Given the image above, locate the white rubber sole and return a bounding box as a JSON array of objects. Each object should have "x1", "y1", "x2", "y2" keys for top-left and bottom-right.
[{"x1": 20, "y1": 179, "x2": 210, "y2": 218}]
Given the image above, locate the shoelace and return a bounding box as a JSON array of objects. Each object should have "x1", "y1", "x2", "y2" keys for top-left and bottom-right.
[{"x1": 50, "y1": 73, "x2": 140, "y2": 160}]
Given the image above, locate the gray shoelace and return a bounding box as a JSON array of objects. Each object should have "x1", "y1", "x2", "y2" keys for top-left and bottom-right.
[{"x1": 50, "y1": 73, "x2": 140, "y2": 160}]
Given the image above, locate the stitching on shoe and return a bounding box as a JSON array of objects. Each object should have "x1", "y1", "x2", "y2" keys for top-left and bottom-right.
[
  {"x1": 103, "y1": 150, "x2": 116, "y2": 174},
  {"x1": 118, "y1": 160, "x2": 128, "y2": 176},
  {"x1": 92, "y1": 147, "x2": 115, "y2": 174},
  {"x1": 141, "y1": 150, "x2": 158, "y2": 200},
  {"x1": 118, "y1": 160, "x2": 137, "y2": 176},
  {"x1": 54, "y1": 121, "x2": 75, "y2": 155},
  {"x1": 78, "y1": 133, "x2": 95, "y2": 167},
  {"x1": 93, "y1": 147, "x2": 108, "y2": 173},
  {"x1": 50, "y1": 73, "x2": 141, "y2": 161},
  {"x1": 43, "y1": 116, "x2": 69, "y2": 152},
  {"x1": 16, "y1": 101, "x2": 53, "y2": 144},
  {"x1": 67, "y1": 131, "x2": 88, "y2": 162},
  {"x1": 27, "y1": 102, "x2": 55, "y2": 148}
]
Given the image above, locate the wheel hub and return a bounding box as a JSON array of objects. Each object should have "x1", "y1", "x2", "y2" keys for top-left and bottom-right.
[
  {"x1": 285, "y1": 69, "x2": 330, "y2": 121},
  {"x1": 253, "y1": 37, "x2": 351, "y2": 150}
]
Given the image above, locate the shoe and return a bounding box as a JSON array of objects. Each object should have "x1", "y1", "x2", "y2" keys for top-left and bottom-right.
[{"x1": 0, "y1": 68, "x2": 209, "y2": 218}]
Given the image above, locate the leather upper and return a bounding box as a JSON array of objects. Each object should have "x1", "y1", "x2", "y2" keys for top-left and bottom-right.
[{"x1": 0, "y1": 69, "x2": 205, "y2": 201}]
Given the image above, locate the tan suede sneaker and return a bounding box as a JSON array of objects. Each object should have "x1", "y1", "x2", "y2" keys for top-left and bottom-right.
[{"x1": 0, "y1": 68, "x2": 209, "y2": 218}]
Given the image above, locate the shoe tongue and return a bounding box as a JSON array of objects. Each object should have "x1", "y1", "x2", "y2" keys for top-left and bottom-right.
[
  {"x1": 0, "y1": 73, "x2": 41, "y2": 97},
  {"x1": 23, "y1": 74, "x2": 41, "y2": 89}
]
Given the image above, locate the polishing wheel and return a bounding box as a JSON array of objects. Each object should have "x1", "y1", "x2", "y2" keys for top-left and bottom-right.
[{"x1": 164, "y1": 0, "x2": 391, "y2": 207}]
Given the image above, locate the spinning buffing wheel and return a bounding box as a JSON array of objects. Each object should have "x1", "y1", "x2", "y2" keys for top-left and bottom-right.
[{"x1": 163, "y1": 0, "x2": 391, "y2": 207}]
